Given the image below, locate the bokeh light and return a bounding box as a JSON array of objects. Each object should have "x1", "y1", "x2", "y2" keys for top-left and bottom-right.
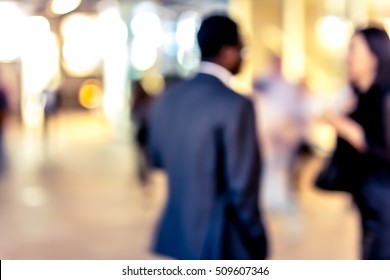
[
  {"x1": 140, "y1": 72, "x2": 165, "y2": 95},
  {"x1": 130, "y1": 38, "x2": 158, "y2": 71},
  {"x1": 98, "y1": 7, "x2": 128, "y2": 49},
  {"x1": 50, "y1": 0, "x2": 82, "y2": 15},
  {"x1": 316, "y1": 16, "x2": 353, "y2": 50},
  {"x1": 79, "y1": 79, "x2": 103, "y2": 109},
  {"x1": 99, "y1": 5, "x2": 129, "y2": 118},
  {"x1": 130, "y1": 6, "x2": 163, "y2": 72},
  {"x1": 61, "y1": 13, "x2": 102, "y2": 77},
  {"x1": 0, "y1": 2, "x2": 26, "y2": 61},
  {"x1": 21, "y1": 17, "x2": 58, "y2": 93},
  {"x1": 176, "y1": 11, "x2": 199, "y2": 49},
  {"x1": 131, "y1": 12, "x2": 163, "y2": 47},
  {"x1": 20, "y1": 16, "x2": 60, "y2": 129}
]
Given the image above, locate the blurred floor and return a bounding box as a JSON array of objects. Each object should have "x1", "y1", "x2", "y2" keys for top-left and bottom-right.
[{"x1": 0, "y1": 111, "x2": 359, "y2": 259}]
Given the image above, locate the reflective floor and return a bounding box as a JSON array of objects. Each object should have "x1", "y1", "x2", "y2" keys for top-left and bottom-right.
[{"x1": 0, "y1": 111, "x2": 359, "y2": 259}]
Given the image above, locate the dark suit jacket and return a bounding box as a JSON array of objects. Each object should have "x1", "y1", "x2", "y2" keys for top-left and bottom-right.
[{"x1": 148, "y1": 73, "x2": 267, "y2": 260}]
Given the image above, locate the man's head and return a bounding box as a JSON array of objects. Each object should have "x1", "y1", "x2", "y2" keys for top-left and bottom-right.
[{"x1": 197, "y1": 14, "x2": 243, "y2": 75}]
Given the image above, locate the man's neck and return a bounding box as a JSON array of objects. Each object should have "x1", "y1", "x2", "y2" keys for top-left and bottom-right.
[{"x1": 198, "y1": 61, "x2": 233, "y2": 87}]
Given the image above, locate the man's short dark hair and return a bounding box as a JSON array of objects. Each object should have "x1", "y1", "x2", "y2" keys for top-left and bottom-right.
[{"x1": 197, "y1": 14, "x2": 240, "y2": 60}]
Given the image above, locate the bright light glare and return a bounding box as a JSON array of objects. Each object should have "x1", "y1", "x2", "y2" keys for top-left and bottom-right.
[
  {"x1": 131, "y1": 38, "x2": 158, "y2": 71},
  {"x1": 133, "y1": 1, "x2": 157, "y2": 14},
  {"x1": 130, "y1": 12, "x2": 162, "y2": 71},
  {"x1": 61, "y1": 14, "x2": 102, "y2": 77},
  {"x1": 99, "y1": 6, "x2": 129, "y2": 118},
  {"x1": 0, "y1": 2, "x2": 26, "y2": 61},
  {"x1": 131, "y1": 12, "x2": 163, "y2": 47},
  {"x1": 51, "y1": 0, "x2": 82, "y2": 15},
  {"x1": 21, "y1": 17, "x2": 58, "y2": 93},
  {"x1": 317, "y1": 16, "x2": 352, "y2": 50},
  {"x1": 20, "y1": 16, "x2": 60, "y2": 129},
  {"x1": 102, "y1": 43, "x2": 128, "y2": 117},
  {"x1": 176, "y1": 11, "x2": 199, "y2": 49},
  {"x1": 383, "y1": 18, "x2": 390, "y2": 36},
  {"x1": 25, "y1": 16, "x2": 51, "y2": 34},
  {"x1": 21, "y1": 95, "x2": 45, "y2": 129},
  {"x1": 98, "y1": 8, "x2": 128, "y2": 49}
]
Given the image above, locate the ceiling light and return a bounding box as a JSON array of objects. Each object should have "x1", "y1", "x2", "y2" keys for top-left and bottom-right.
[{"x1": 51, "y1": 0, "x2": 82, "y2": 15}]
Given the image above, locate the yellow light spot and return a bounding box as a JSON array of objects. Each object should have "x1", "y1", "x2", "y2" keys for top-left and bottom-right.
[
  {"x1": 140, "y1": 72, "x2": 165, "y2": 96},
  {"x1": 79, "y1": 79, "x2": 103, "y2": 109}
]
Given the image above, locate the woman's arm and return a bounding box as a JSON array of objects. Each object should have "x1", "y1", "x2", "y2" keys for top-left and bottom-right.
[
  {"x1": 324, "y1": 112, "x2": 367, "y2": 152},
  {"x1": 325, "y1": 93, "x2": 390, "y2": 163}
]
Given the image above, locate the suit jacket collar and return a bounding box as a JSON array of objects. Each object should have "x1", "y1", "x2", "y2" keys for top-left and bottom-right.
[{"x1": 198, "y1": 62, "x2": 232, "y2": 88}]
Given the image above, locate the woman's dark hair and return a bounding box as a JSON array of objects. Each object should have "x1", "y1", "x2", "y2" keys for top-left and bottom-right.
[
  {"x1": 197, "y1": 14, "x2": 240, "y2": 60},
  {"x1": 355, "y1": 26, "x2": 390, "y2": 88}
]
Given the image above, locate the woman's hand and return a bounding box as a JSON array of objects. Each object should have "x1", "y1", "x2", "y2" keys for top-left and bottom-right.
[
  {"x1": 323, "y1": 111, "x2": 367, "y2": 152},
  {"x1": 342, "y1": 121, "x2": 367, "y2": 152}
]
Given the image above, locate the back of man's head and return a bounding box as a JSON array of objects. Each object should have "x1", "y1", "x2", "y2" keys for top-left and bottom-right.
[{"x1": 197, "y1": 14, "x2": 240, "y2": 61}]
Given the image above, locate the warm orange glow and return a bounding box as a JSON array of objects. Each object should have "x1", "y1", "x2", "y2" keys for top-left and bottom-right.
[{"x1": 79, "y1": 79, "x2": 103, "y2": 109}]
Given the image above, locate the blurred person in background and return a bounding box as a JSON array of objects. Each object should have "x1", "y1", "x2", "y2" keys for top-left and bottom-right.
[
  {"x1": 253, "y1": 55, "x2": 303, "y2": 218},
  {"x1": 0, "y1": 77, "x2": 8, "y2": 172},
  {"x1": 324, "y1": 26, "x2": 390, "y2": 259},
  {"x1": 130, "y1": 79, "x2": 155, "y2": 186},
  {"x1": 290, "y1": 79, "x2": 321, "y2": 186},
  {"x1": 42, "y1": 86, "x2": 59, "y2": 157},
  {"x1": 148, "y1": 14, "x2": 267, "y2": 260}
]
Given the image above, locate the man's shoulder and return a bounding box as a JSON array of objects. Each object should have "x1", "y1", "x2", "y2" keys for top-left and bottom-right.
[
  {"x1": 194, "y1": 74, "x2": 250, "y2": 102},
  {"x1": 222, "y1": 87, "x2": 253, "y2": 108},
  {"x1": 159, "y1": 77, "x2": 193, "y2": 97},
  {"x1": 154, "y1": 74, "x2": 251, "y2": 108},
  {"x1": 150, "y1": 78, "x2": 190, "y2": 116}
]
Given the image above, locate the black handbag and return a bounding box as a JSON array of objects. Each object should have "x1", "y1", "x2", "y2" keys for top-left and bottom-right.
[{"x1": 315, "y1": 137, "x2": 361, "y2": 193}]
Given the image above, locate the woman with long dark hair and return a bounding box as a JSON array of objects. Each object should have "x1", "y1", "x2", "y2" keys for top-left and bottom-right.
[{"x1": 324, "y1": 26, "x2": 390, "y2": 259}]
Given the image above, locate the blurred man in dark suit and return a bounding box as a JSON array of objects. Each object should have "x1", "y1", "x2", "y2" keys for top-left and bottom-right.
[
  {"x1": 148, "y1": 14, "x2": 267, "y2": 260},
  {"x1": 131, "y1": 80, "x2": 154, "y2": 186}
]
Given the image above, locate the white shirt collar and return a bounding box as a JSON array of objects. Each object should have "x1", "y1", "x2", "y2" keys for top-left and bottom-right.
[{"x1": 198, "y1": 61, "x2": 233, "y2": 87}]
